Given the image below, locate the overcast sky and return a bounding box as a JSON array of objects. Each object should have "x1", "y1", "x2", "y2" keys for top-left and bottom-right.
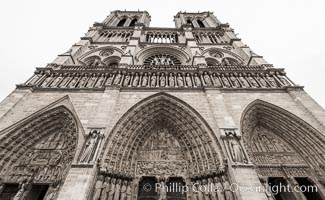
[{"x1": 0, "y1": 0, "x2": 324, "y2": 108}]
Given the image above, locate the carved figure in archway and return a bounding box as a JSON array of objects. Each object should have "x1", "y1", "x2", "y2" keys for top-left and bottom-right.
[
  {"x1": 185, "y1": 74, "x2": 192, "y2": 87},
  {"x1": 133, "y1": 73, "x2": 139, "y2": 87},
  {"x1": 13, "y1": 179, "x2": 29, "y2": 200},
  {"x1": 151, "y1": 73, "x2": 157, "y2": 87},
  {"x1": 80, "y1": 130, "x2": 99, "y2": 163},
  {"x1": 228, "y1": 133, "x2": 246, "y2": 163},
  {"x1": 108, "y1": 178, "x2": 116, "y2": 200},
  {"x1": 113, "y1": 72, "x2": 122, "y2": 85},
  {"x1": 204, "y1": 72, "x2": 212, "y2": 86},
  {"x1": 142, "y1": 73, "x2": 148, "y2": 87},
  {"x1": 126, "y1": 181, "x2": 132, "y2": 200},
  {"x1": 101, "y1": 177, "x2": 110, "y2": 200},
  {"x1": 222, "y1": 176, "x2": 234, "y2": 200},
  {"x1": 194, "y1": 74, "x2": 201, "y2": 87},
  {"x1": 177, "y1": 74, "x2": 184, "y2": 87},
  {"x1": 168, "y1": 73, "x2": 175, "y2": 87},
  {"x1": 120, "y1": 180, "x2": 127, "y2": 200},
  {"x1": 214, "y1": 177, "x2": 225, "y2": 200},
  {"x1": 113, "y1": 179, "x2": 121, "y2": 200},
  {"x1": 160, "y1": 73, "x2": 166, "y2": 87},
  {"x1": 93, "y1": 176, "x2": 104, "y2": 200}
]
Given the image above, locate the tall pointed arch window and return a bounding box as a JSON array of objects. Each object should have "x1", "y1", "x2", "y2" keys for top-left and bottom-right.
[
  {"x1": 186, "y1": 19, "x2": 194, "y2": 28},
  {"x1": 129, "y1": 18, "x2": 138, "y2": 27},
  {"x1": 197, "y1": 19, "x2": 205, "y2": 28},
  {"x1": 117, "y1": 18, "x2": 127, "y2": 27}
]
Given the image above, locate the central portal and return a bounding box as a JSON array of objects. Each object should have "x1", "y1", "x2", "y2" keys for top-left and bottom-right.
[
  {"x1": 136, "y1": 123, "x2": 187, "y2": 199},
  {"x1": 96, "y1": 94, "x2": 228, "y2": 200}
]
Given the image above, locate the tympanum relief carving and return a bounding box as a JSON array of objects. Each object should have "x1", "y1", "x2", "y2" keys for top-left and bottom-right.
[{"x1": 136, "y1": 127, "x2": 187, "y2": 176}]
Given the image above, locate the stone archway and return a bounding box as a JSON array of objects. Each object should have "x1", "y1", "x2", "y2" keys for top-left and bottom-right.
[
  {"x1": 0, "y1": 106, "x2": 78, "y2": 200},
  {"x1": 241, "y1": 100, "x2": 325, "y2": 200},
  {"x1": 93, "y1": 93, "x2": 236, "y2": 200}
]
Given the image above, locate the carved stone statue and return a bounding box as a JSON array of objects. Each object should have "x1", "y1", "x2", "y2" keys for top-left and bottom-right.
[
  {"x1": 101, "y1": 177, "x2": 110, "y2": 200},
  {"x1": 196, "y1": 181, "x2": 204, "y2": 200},
  {"x1": 277, "y1": 74, "x2": 291, "y2": 86},
  {"x1": 41, "y1": 75, "x2": 54, "y2": 87},
  {"x1": 185, "y1": 74, "x2": 192, "y2": 87},
  {"x1": 265, "y1": 74, "x2": 277, "y2": 88},
  {"x1": 177, "y1": 74, "x2": 184, "y2": 87},
  {"x1": 133, "y1": 73, "x2": 139, "y2": 87},
  {"x1": 50, "y1": 74, "x2": 63, "y2": 87},
  {"x1": 113, "y1": 179, "x2": 121, "y2": 200},
  {"x1": 256, "y1": 75, "x2": 268, "y2": 88},
  {"x1": 78, "y1": 75, "x2": 88, "y2": 88},
  {"x1": 247, "y1": 75, "x2": 259, "y2": 88},
  {"x1": 222, "y1": 176, "x2": 234, "y2": 200},
  {"x1": 228, "y1": 133, "x2": 246, "y2": 163},
  {"x1": 95, "y1": 74, "x2": 105, "y2": 88},
  {"x1": 87, "y1": 75, "x2": 98, "y2": 88},
  {"x1": 113, "y1": 72, "x2": 122, "y2": 85},
  {"x1": 126, "y1": 181, "x2": 132, "y2": 200},
  {"x1": 58, "y1": 74, "x2": 70, "y2": 88},
  {"x1": 194, "y1": 74, "x2": 201, "y2": 87},
  {"x1": 108, "y1": 178, "x2": 116, "y2": 200},
  {"x1": 120, "y1": 180, "x2": 127, "y2": 200},
  {"x1": 160, "y1": 73, "x2": 166, "y2": 87},
  {"x1": 168, "y1": 73, "x2": 175, "y2": 87},
  {"x1": 13, "y1": 179, "x2": 28, "y2": 200},
  {"x1": 105, "y1": 74, "x2": 114, "y2": 86},
  {"x1": 80, "y1": 131, "x2": 99, "y2": 163},
  {"x1": 208, "y1": 178, "x2": 217, "y2": 200},
  {"x1": 93, "y1": 176, "x2": 104, "y2": 200},
  {"x1": 123, "y1": 73, "x2": 131, "y2": 87},
  {"x1": 203, "y1": 73, "x2": 212, "y2": 86},
  {"x1": 142, "y1": 73, "x2": 148, "y2": 87},
  {"x1": 202, "y1": 179, "x2": 210, "y2": 200},
  {"x1": 151, "y1": 73, "x2": 157, "y2": 87},
  {"x1": 221, "y1": 74, "x2": 231, "y2": 87},
  {"x1": 238, "y1": 74, "x2": 249, "y2": 88},
  {"x1": 192, "y1": 181, "x2": 199, "y2": 200},
  {"x1": 229, "y1": 75, "x2": 240, "y2": 88},
  {"x1": 214, "y1": 177, "x2": 225, "y2": 200},
  {"x1": 157, "y1": 181, "x2": 167, "y2": 200}
]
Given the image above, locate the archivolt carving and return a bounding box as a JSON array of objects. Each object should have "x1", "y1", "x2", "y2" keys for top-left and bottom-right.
[
  {"x1": 241, "y1": 100, "x2": 325, "y2": 178},
  {"x1": 99, "y1": 93, "x2": 225, "y2": 178},
  {"x1": 0, "y1": 106, "x2": 78, "y2": 199}
]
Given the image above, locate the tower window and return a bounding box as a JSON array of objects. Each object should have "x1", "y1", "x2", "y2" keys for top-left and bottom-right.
[
  {"x1": 187, "y1": 20, "x2": 194, "y2": 28},
  {"x1": 117, "y1": 18, "x2": 127, "y2": 27},
  {"x1": 197, "y1": 20, "x2": 205, "y2": 28},
  {"x1": 129, "y1": 18, "x2": 138, "y2": 27}
]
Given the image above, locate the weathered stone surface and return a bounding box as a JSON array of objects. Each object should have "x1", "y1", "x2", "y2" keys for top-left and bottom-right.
[{"x1": 0, "y1": 10, "x2": 324, "y2": 200}]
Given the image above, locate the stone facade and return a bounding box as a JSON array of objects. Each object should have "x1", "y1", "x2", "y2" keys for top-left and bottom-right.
[{"x1": 0, "y1": 10, "x2": 324, "y2": 200}]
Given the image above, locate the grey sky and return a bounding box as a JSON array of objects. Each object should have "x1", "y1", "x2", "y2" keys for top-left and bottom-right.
[{"x1": 0, "y1": 0, "x2": 324, "y2": 108}]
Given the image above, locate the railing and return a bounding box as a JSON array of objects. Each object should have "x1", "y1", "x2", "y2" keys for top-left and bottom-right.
[
  {"x1": 46, "y1": 64, "x2": 272, "y2": 72},
  {"x1": 145, "y1": 31, "x2": 179, "y2": 43},
  {"x1": 95, "y1": 30, "x2": 133, "y2": 43},
  {"x1": 192, "y1": 31, "x2": 227, "y2": 44}
]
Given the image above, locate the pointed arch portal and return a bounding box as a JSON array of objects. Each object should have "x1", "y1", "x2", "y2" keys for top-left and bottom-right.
[
  {"x1": 0, "y1": 106, "x2": 78, "y2": 200},
  {"x1": 241, "y1": 100, "x2": 325, "y2": 200},
  {"x1": 97, "y1": 93, "x2": 228, "y2": 200}
]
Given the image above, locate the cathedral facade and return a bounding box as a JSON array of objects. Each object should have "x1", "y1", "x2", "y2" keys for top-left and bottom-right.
[{"x1": 0, "y1": 10, "x2": 324, "y2": 200}]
